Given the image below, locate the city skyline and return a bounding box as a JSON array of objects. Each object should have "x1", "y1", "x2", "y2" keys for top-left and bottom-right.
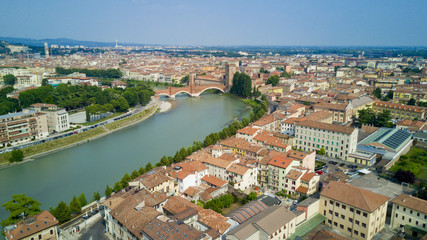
[{"x1": 1, "y1": 0, "x2": 426, "y2": 47}]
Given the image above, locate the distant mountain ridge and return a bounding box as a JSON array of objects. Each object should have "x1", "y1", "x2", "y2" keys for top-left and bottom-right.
[{"x1": 0, "y1": 37, "x2": 143, "y2": 47}]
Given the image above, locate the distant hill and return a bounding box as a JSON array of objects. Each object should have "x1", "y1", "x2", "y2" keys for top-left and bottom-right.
[{"x1": 0, "y1": 37, "x2": 137, "y2": 47}]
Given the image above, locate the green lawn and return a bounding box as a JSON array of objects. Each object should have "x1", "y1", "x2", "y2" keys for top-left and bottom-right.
[
  {"x1": 417, "y1": 167, "x2": 427, "y2": 180},
  {"x1": 221, "y1": 202, "x2": 242, "y2": 215}
]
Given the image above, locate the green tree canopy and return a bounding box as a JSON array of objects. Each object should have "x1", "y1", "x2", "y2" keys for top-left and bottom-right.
[
  {"x1": 1, "y1": 194, "x2": 42, "y2": 227},
  {"x1": 69, "y1": 196, "x2": 81, "y2": 213},
  {"x1": 180, "y1": 75, "x2": 189, "y2": 84},
  {"x1": 105, "y1": 185, "x2": 113, "y2": 197},
  {"x1": 50, "y1": 201, "x2": 71, "y2": 223},
  {"x1": 93, "y1": 192, "x2": 101, "y2": 201},
  {"x1": 267, "y1": 75, "x2": 280, "y2": 86},
  {"x1": 373, "y1": 87, "x2": 382, "y2": 99},
  {"x1": 3, "y1": 74, "x2": 17, "y2": 85},
  {"x1": 407, "y1": 98, "x2": 416, "y2": 106},
  {"x1": 9, "y1": 149, "x2": 24, "y2": 163},
  {"x1": 230, "y1": 72, "x2": 252, "y2": 98},
  {"x1": 78, "y1": 193, "x2": 87, "y2": 207}
]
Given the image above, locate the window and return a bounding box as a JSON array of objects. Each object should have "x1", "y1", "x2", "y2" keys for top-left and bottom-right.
[
  {"x1": 349, "y1": 218, "x2": 353, "y2": 223},
  {"x1": 409, "y1": 218, "x2": 412, "y2": 223},
  {"x1": 356, "y1": 210, "x2": 361, "y2": 215},
  {"x1": 334, "y1": 222, "x2": 338, "y2": 227},
  {"x1": 324, "y1": 210, "x2": 326, "y2": 215},
  {"x1": 350, "y1": 208, "x2": 354, "y2": 212},
  {"x1": 340, "y1": 224, "x2": 344, "y2": 229},
  {"x1": 347, "y1": 227, "x2": 352, "y2": 232},
  {"x1": 363, "y1": 212, "x2": 367, "y2": 217},
  {"x1": 336, "y1": 203, "x2": 340, "y2": 207},
  {"x1": 342, "y1": 205, "x2": 346, "y2": 210},
  {"x1": 38, "y1": 235, "x2": 42, "y2": 240},
  {"x1": 324, "y1": 201, "x2": 327, "y2": 206},
  {"x1": 335, "y1": 212, "x2": 338, "y2": 217},
  {"x1": 402, "y1": 216, "x2": 405, "y2": 220},
  {"x1": 361, "y1": 233, "x2": 365, "y2": 238},
  {"x1": 330, "y1": 200, "x2": 333, "y2": 204},
  {"x1": 328, "y1": 219, "x2": 332, "y2": 224},
  {"x1": 329, "y1": 210, "x2": 333, "y2": 214},
  {"x1": 410, "y1": 210, "x2": 413, "y2": 214},
  {"x1": 362, "y1": 223, "x2": 366, "y2": 228},
  {"x1": 50, "y1": 229, "x2": 53, "y2": 234},
  {"x1": 396, "y1": 213, "x2": 398, "y2": 217},
  {"x1": 356, "y1": 220, "x2": 360, "y2": 225},
  {"x1": 341, "y1": 214, "x2": 345, "y2": 220},
  {"x1": 354, "y1": 230, "x2": 358, "y2": 235}
]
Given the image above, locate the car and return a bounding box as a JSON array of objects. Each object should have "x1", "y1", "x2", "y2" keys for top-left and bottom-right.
[
  {"x1": 328, "y1": 161, "x2": 334, "y2": 164},
  {"x1": 293, "y1": 200, "x2": 298, "y2": 205},
  {"x1": 315, "y1": 170, "x2": 323, "y2": 175},
  {"x1": 339, "y1": 163, "x2": 346, "y2": 167}
]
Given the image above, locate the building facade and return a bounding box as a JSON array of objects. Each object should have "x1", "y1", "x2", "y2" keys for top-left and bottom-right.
[{"x1": 390, "y1": 194, "x2": 427, "y2": 238}]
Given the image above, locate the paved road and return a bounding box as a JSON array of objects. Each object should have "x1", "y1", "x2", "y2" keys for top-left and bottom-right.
[{"x1": 78, "y1": 218, "x2": 109, "y2": 240}]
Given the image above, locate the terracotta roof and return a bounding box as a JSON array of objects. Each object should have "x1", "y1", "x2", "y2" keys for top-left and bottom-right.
[
  {"x1": 202, "y1": 175, "x2": 228, "y2": 187},
  {"x1": 227, "y1": 163, "x2": 251, "y2": 176},
  {"x1": 295, "y1": 120, "x2": 355, "y2": 135},
  {"x1": 237, "y1": 126, "x2": 259, "y2": 135},
  {"x1": 198, "y1": 209, "x2": 230, "y2": 234},
  {"x1": 268, "y1": 156, "x2": 296, "y2": 169},
  {"x1": 373, "y1": 101, "x2": 424, "y2": 113},
  {"x1": 253, "y1": 114, "x2": 276, "y2": 126},
  {"x1": 110, "y1": 206, "x2": 160, "y2": 238},
  {"x1": 286, "y1": 170, "x2": 303, "y2": 180},
  {"x1": 313, "y1": 102, "x2": 349, "y2": 111},
  {"x1": 391, "y1": 194, "x2": 427, "y2": 214},
  {"x1": 172, "y1": 161, "x2": 207, "y2": 173},
  {"x1": 220, "y1": 137, "x2": 262, "y2": 153},
  {"x1": 285, "y1": 150, "x2": 308, "y2": 160},
  {"x1": 201, "y1": 155, "x2": 232, "y2": 169},
  {"x1": 163, "y1": 196, "x2": 202, "y2": 216},
  {"x1": 5, "y1": 211, "x2": 58, "y2": 240},
  {"x1": 184, "y1": 186, "x2": 202, "y2": 197},
  {"x1": 142, "y1": 218, "x2": 203, "y2": 240},
  {"x1": 296, "y1": 186, "x2": 308, "y2": 194},
  {"x1": 301, "y1": 172, "x2": 316, "y2": 182},
  {"x1": 321, "y1": 181, "x2": 389, "y2": 212}
]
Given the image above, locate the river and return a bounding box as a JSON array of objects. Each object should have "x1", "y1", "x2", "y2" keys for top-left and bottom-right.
[{"x1": 0, "y1": 93, "x2": 250, "y2": 224}]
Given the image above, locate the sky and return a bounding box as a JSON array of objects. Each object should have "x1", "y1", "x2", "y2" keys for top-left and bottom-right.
[{"x1": 1, "y1": 0, "x2": 426, "y2": 46}]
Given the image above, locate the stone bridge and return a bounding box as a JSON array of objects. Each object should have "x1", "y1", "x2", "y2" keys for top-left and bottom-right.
[{"x1": 154, "y1": 84, "x2": 227, "y2": 98}]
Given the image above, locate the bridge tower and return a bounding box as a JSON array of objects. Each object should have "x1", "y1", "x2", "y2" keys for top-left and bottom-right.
[
  {"x1": 189, "y1": 74, "x2": 196, "y2": 94},
  {"x1": 225, "y1": 64, "x2": 236, "y2": 91}
]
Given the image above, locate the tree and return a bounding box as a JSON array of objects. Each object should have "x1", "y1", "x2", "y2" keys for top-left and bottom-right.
[
  {"x1": 121, "y1": 173, "x2": 131, "y2": 187},
  {"x1": 376, "y1": 110, "x2": 393, "y2": 128},
  {"x1": 1, "y1": 194, "x2": 42, "y2": 227},
  {"x1": 9, "y1": 149, "x2": 24, "y2": 163},
  {"x1": 3, "y1": 74, "x2": 17, "y2": 85},
  {"x1": 180, "y1": 75, "x2": 189, "y2": 84},
  {"x1": 131, "y1": 170, "x2": 140, "y2": 179},
  {"x1": 357, "y1": 108, "x2": 375, "y2": 126},
  {"x1": 145, "y1": 162, "x2": 153, "y2": 171},
  {"x1": 69, "y1": 196, "x2": 81, "y2": 213},
  {"x1": 395, "y1": 169, "x2": 415, "y2": 184},
  {"x1": 50, "y1": 201, "x2": 71, "y2": 223},
  {"x1": 383, "y1": 90, "x2": 393, "y2": 101},
  {"x1": 105, "y1": 185, "x2": 113, "y2": 197},
  {"x1": 78, "y1": 193, "x2": 87, "y2": 207},
  {"x1": 407, "y1": 98, "x2": 416, "y2": 106},
  {"x1": 138, "y1": 167, "x2": 146, "y2": 175},
  {"x1": 318, "y1": 147, "x2": 326, "y2": 155},
  {"x1": 93, "y1": 192, "x2": 101, "y2": 201},
  {"x1": 113, "y1": 181, "x2": 123, "y2": 192},
  {"x1": 373, "y1": 88, "x2": 382, "y2": 99},
  {"x1": 266, "y1": 75, "x2": 280, "y2": 86},
  {"x1": 230, "y1": 72, "x2": 252, "y2": 98},
  {"x1": 41, "y1": 78, "x2": 49, "y2": 86}
]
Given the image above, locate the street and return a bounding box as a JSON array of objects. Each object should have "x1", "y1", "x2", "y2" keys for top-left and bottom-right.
[{"x1": 78, "y1": 218, "x2": 109, "y2": 240}]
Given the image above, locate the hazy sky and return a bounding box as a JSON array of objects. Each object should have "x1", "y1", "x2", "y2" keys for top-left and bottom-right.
[{"x1": 1, "y1": 0, "x2": 426, "y2": 46}]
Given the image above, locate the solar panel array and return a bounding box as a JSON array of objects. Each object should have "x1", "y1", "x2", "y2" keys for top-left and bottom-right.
[
  {"x1": 382, "y1": 129, "x2": 411, "y2": 150},
  {"x1": 373, "y1": 129, "x2": 392, "y2": 142}
]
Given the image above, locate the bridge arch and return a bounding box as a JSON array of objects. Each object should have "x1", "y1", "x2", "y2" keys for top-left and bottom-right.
[
  {"x1": 173, "y1": 91, "x2": 192, "y2": 97},
  {"x1": 193, "y1": 87, "x2": 225, "y2": 97}
]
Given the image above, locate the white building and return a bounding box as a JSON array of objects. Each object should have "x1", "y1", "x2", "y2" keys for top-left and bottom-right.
[
  {"x1": 295, "y1": 121, "x2": 358, "y2": 160},
  {"x1": 30, "y1": 103, "x2": 70, "y2": 133},
  {"x1": 390, "y1": 194, "x2": 427, "y2": 238}
]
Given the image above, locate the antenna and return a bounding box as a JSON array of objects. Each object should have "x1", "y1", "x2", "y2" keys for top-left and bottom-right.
[{"x1": 115, "y1": 40, "x2": 118, "y2": 48}]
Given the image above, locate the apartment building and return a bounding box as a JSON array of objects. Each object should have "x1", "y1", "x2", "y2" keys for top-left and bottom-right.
[
  {"x1": 30, "y1": 103, "x2": 70, "y2": 133},
  {"x1": 294, "y1": 121, "x2": 358, "y2": 160},
  {"x1": 372, "y1": 101, "x2": 425, "y2": 120},
  {"x1": 267, "y1": 156, "x2": 300, "y2": 191},
  {"x1": 0, "y1": 109, "x2": 49, "y2": 147},
  {"x1": 390, "y1": 194, "x2": 427, "y2": 238},
  {"x1": 320, "y1": 181, "x2": 389, "y2": 240},
  {"x1": 284, "y1": 170, "x2": 319, "y2": 196}
]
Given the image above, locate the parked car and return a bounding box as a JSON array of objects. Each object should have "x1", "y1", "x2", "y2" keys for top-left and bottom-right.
[
  {"x1": 339, "y1": 163, "x2": 346, "y2": 167},
  {"x1": 315, "y1": 170, "x2": 323, "y2": 175}
]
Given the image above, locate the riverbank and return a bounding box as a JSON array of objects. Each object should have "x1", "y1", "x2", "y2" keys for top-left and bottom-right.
[{"x1": 0, "y1": 100, "x2": 162, "y2": 169}]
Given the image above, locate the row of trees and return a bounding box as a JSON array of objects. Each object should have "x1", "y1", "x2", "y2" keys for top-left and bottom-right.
[
  {"x1": 357, "y1": 108, "x2": 393, "y2": 128},
  {"x1": 56, "y1": 67, "x2": 122, "y2": 78},
  {"x1": 50, "y1": 192, "x2": 100, "y2": 223}
]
